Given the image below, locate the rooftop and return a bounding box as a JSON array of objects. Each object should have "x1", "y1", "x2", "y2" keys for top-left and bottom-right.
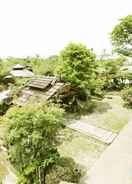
[
  {"x1": 10, "y1": 69, "x2": 34, "y2": 78},
  {"x1": 28, "y1": 76, "x2": 57, "y2": 89},
  {"x1": 12, "y1": 64, "x2": 26, "y2": 70},
  {"x1": 16, "y1": 76, "x2": 64, "y2": 106}
]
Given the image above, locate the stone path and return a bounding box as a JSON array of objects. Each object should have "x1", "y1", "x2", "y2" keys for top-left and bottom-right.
[
  {"x1": 4, "y1": 172, "x2": 16, "y2": 184},
  {"x1": 0, "y1": 146, "x2": 16, "y2": 184},
  {"x1": 87, "y1": 120, "x2": 132, "y2": 184},
  {"x1": 2, "y1": 153, "x2": 17, "y2": 184},
  {"x1": 67, "y1": 121, "x2": 117, "y2": 144}
]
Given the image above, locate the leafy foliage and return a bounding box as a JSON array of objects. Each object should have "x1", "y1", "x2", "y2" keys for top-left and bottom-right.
[
  {"x1": 121, "y1": 87, "x2": 132, "y2": 107},
  {"x1": 55, "y1": 43, "x2": 103, "y2": 112},
  {"x1": 57, "y1": 43, "x2": 96, "y2": 93},
  {"x1": 45, "y1": 157, "x2": 82, "y2": 184},
  {"x1": 9, "y1": 78, "x2": 30, "y2": 97},
  {"x1": 0, "y1": 101, "x2": 9, "y2": 115},
  {"x1": 111, "y1": 15, "x2": 132, "y2": 56},
  {"x1": 0, "y1": 56, "x2": 59, "y2": 94},
  {"x1": 0, "y1": 55, "x2": 59, "y2": 79},
  {"x1": 5, "y1": 103, "x2": 65, "y2": 184},
  {"x1": 28, "y1": 55, "x2": 59, "y2": 76},
  {"x1": 97, "y1": 57, "x2": 127, "y2": 90}
]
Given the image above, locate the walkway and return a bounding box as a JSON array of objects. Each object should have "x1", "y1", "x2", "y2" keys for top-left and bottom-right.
[
  {"x1": 87, "y1": 120, "x2": 132, "y2": 184},
  {"x1": 67, "y1": 121, "x2": 117, "y2": 144},
  {"x1": 4, "y1": 172, "x2": 16, "y2": 184}
]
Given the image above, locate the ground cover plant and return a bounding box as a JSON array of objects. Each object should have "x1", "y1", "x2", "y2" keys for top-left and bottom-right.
[{"x1": 121, "y1": 87, "x2": 132, "y2": 107}]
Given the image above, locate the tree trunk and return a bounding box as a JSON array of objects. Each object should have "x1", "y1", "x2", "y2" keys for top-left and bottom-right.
[
  {"x1": 39, "y1": 166, "x2": 47, "y2": 184},
  {"x1": 43, "y1": 170, "x2": 46, "y2": 184}
]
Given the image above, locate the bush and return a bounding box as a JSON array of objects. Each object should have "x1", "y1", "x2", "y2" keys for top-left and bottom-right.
[
  {"x1": 46, "y1": 157, "x2": 83, "y2": 184},
  {"x1": 54, "y1": 86, "x2": 89, "y2": 113},
  {"x1": 0, "y1": 101, "x2": 9, "y2": 115},
  {"x1": 5, "y1": 103, "x2": 65, "y2": 184},
  {"x1": 9, "y1": 78, "x2": 30, "y2": 97},
  {"x1": 121, "y1": 87, "x2": 132, "y2": 107},
  {"x1": 29, "y1": 55, "x2": 59, "y2": 76},
  {"x1": 97, "y1": 57, "x2": 126, "y2": 91}
]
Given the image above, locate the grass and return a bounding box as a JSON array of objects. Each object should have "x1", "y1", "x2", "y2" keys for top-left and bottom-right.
[
  {"x1": 59, "y1": 91, "x2": 132, "y2": 183},
  {"x1": 81, "y1": 93, "x2": 132, "y2": 133},
  {"x1": 65, "y1": 92, "x2": 130, "y2": 133},
  {"x1": 100, "y1": 110, "x2": 129, "y2": 132},
  {"x1": 58, "y1": 128, "x2": 107, "y2": 171}
]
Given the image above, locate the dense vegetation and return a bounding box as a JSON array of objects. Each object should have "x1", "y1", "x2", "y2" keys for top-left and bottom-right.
[
  {"x1": 111, "y1": 15, "x2": 132, "y2": 56},
  {"x1": 57, "y1": 43, "x2": 96, "y2": 92},
  {"x1": 4, "y1": 103, "x2": 82, "y2": 183},
  {"x1": 111, "y1": 14, "x2": 132, "y2": 107},
  {"x1": 0, "y1": 14, "x2": 131, "y2": 183},
  {"x1": 5, "y1": 103, "x2": 64, "y2": 183}
]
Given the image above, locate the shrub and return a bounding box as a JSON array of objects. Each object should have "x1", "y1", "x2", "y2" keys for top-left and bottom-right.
[
  {"x1": 97, "y1": 58, "x2": 127, "y2": 91},
  {"x1": 45, "y1": 157, "x2": 83, "y2": 184},
  {"x1": 29, "y1": 56, "x2": 59, "y2": 76},
  {"x1": 5, "y1": 103, "x2": 65, "y2": 184},
  {"x1": 121, "y1": 87, "x2": 132, "y2": 107},
  {"x1": 0, "y1": 101, "x2": 9, "y2": 115}
]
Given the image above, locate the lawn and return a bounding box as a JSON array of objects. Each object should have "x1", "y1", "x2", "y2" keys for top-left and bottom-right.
[
  {"x1": 58, "y1": 128, "x2": 107, "y2": 171},
  {"x1": 59, "y1": 92, "x2": 132, "y2": 183},
  {"x1": 80, "y1": 93, "x2": 132, "y2": 133}
]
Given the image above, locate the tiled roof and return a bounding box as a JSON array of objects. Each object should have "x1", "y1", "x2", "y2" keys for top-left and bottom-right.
[
  {"x1": 10, "y1": 69, "x2": 34, "y2": 78},
  {"x1": 16, "y1": 76, "x2": 64, "y2": 106},
  {"x1": 28, "y1": 76, "x2": 56, "y2": 89}
]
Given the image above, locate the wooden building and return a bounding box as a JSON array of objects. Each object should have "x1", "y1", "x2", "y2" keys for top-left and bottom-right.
[
  {"x1": 16, "y1": 76, "x2": 64, "y2": 106},
  {"x1": 10, "y1": 64, "x2": 34, "y2": 78}
]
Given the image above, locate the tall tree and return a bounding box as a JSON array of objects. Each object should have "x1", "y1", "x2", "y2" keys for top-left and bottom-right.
[
  {"x1": 57, "y1": 42, "x2": 96, "y2": 95},
  {"x1": 111, "y1": 15, "x2": 132, "y2": 56}
]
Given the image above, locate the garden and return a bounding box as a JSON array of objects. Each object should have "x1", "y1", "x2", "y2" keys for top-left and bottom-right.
[{"x1": 0, "y1": 14, "x2": 131, "y2": 184}]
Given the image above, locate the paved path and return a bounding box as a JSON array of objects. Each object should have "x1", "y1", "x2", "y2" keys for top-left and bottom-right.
[
  {"x1": 87, "y1": 121, "x2": 132, "y2": 184},
  {"x1": 68, "y1": 121, "x2": 117, "y2": 144},
  {"x1": 2, "y1": 159, "x2": 17, "y2": 184},
  {"x1": 0, "y1": 147, "x2": 17, "y2": 184},
  {"x1": 4, "y1": 173, "x2": 16, "y2": 184}
]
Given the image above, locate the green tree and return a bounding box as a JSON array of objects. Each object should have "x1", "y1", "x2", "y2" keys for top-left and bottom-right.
[
  {"x1": 97, "y1": 57, "x2": 126, "y2": 90},
  {"x1": 28, "y1": 56, "x2": 59, "y2": 76},
  {"x1": 5, "y1": 103, "x2": 64, "y2": 184},
  {"x1": 57, "y1": 43, "x2": 96, "y2": 95},
  {"x1": 111, "y1": 15, "x2": 132, "y2": 56}
]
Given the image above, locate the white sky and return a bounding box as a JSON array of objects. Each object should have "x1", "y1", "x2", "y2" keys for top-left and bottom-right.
[{"x1": 0, "y1": 0, "x2": 131, "y2": 58}]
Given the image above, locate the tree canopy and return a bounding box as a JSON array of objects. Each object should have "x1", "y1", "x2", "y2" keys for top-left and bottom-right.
[
  {"x1": 57, "y1": 42, "x2": 96, "y2": 94},
  {"x1": 111, "y1": 15, "x2": 132, "y2": 56}
]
